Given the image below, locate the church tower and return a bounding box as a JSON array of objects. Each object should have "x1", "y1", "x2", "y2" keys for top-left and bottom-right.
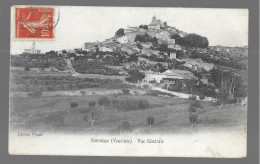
[{"x1": 152, "y1": 14, "x2": 156, "y2": 21}]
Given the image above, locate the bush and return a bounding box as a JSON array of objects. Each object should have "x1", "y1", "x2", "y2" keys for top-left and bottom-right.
[
  {"x1": 126, "y1": 69, "x2": 145, "y2": 83},
  {"x1": 190, "y1": 101, "x2": 202, "y2": 108},
  {"x1": 189, "y1": 113, "x2": 198, "y2": 124},
  {"x1": 134, "y1": 33, "x2": 157, "y2": 43},
  {"x1": 98, "y1": 96, "x2": 110, "y2": 110},
  {"x1": 115, "y1": 28, "x2": 125, "y2": 37},
  {"x1": 199, "y1": 94, "x2": 205, "y2": 100},
  {"x1": 139, "y1": 25, "x2": 148, "y2": 29},
  {"x1": 70, "y1": 102, "x2": 78, "y2": 109},
  {"x1": 188, "y1": 106, "x2": 196, "y2": 113},
  {"x1": 189, "y1": 95, "x2": 197, "y2": 101},
  {"x1": 136, "y1": 44, "x2": 143, "y2": 49},
  {"x1": 227, "y1": 99, "x2": 237, "y2": 104},
  {"x1": 146, "y1": 116, "x2": 155, "y2": 127},
  {"x1": 119, "y1": 121, "x2": 131, "y2": 133}
]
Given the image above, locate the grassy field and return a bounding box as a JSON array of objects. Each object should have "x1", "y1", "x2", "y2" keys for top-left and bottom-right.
[{"x1": 9, "y1": 95, "x2": 247, "y2": 134}]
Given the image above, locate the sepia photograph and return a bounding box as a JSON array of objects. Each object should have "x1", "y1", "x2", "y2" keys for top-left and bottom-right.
[{"x1": 9, "y1": 6, "x2": 248, "y2": 157}]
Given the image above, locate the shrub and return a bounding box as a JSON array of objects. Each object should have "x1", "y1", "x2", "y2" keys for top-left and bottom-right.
[
  {"x1": 70, "y1": 102, "x2": 78, "y2": 110},
  {"x1": 189, "y1": 113, "x2": 198, "y2": 127},
  {"x1": 227, "y1": 99, "x2": 237, "y2": 104},
  {"x1": 89, "y1": 110, "x2": 100, "y2": 127},
  {"x1": 136, "y1": 44, "x2": 143, "y2": 49},
  {"x1": 80, "y1": 90, "x2": 86, "y2": 96},
  {"x1": 115, "y1": 28, "x2": 125, "y2": 37},
  {"x1": 139, "y1": 25, "x2": 148, "y2": 30},
  {"x1": 98, "y1": 96, "x2": 110, "y2": 110},
  {"x1": 24, "y1": 66, "x2": 31, "y2": 71},
  {"x1": 146, "y1": 116, "x2": 155, "y2": 127},
  {"x1": 126, "y1": 69, "x2": 145, "y2": 83},
  {"x1": 190, "y1": 101, "x2": 202, "y2": 108},
  {"x1": 189, "y1": 95, "x2": 197, "y2": 101},
  {"x1": 199, "y1": 94, "x2": 205, "y2": 100},
  {"x1": 188, "y1": 106, "x2": 196, "y2": 113},
  {"x1": 119, "y1": 121, "x2": 131, "y2": 133}
]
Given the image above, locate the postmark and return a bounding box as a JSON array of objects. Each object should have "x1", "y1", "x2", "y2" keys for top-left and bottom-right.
[{"x1": 15, "y1": 6, "x2": 55, "y2": 39}]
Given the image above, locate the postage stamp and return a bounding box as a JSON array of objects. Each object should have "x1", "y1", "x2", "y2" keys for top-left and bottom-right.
[{"x1": 15, "y1": 6, "x2": 54, "y2": 39}]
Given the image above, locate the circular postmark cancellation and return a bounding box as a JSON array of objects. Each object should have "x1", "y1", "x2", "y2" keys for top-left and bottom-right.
[{"x1": 15, "y1": 6, "x2": 60, "y2": 40}]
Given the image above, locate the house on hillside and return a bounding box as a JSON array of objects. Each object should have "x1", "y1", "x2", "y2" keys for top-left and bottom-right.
[
  {"x1": 182, "y1": 58, "x2": 214, "y2": 71},
  {"x1": 121, "y1": 46, "x2": 138, "y2": 55},
  {"x1": 156, "y1": 31, "x2": 171, "y2": 41},
  {"x1": 148, "y1": 24, "x2": 160, "y2": 30},
  {"x1": 142, "y1": 69, "x2": 197, "y2": 83},
  {"x1": 83, "y1": 42, "x2": 96, "y2": 52},
  {"x1": 99, "y1": 46, "x2": 113, "y2": 52},
  {"x1": 141, "y1": 43, "x2": 152, "y2": 49},
  {"x1": 167, "y1": 38, "x2": 175, "y2": 45},
  {"x1": 117, "y1": 36, "x2": 129, "y2": 44},
  {"x1": 169, "y1": 51, "x2": 176, "y2": 59}
]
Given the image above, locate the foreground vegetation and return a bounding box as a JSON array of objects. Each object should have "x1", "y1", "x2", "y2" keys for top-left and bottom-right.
[{"x1": 9, "y1": 94, "x2": 247, "y2": 134}]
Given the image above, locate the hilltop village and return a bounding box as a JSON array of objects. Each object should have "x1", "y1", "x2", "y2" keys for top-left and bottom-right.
[
  {"x1": 9, "y1": 15, "x2": 248, "y2": 133},
  {"x1": 10, "y1": 15, "x2": 248, "y2": 102}
]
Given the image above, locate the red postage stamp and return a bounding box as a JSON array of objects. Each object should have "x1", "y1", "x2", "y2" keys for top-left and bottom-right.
[{"x1": 15, "y1": 7, "x2": 54, "y2": 39}]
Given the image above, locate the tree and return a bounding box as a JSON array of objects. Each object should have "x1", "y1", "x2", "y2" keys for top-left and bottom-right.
[
  {"x1": 159, "y1": 43, "x2": 168, "y2": 52},
  {"x1": 171, "y1": 33, "x2": 181, "y2": 40},
  {"x1": 89, "y1": 101, "x2": 97, "y2": 108},
  {"x1": 70, "y1": 102, "x2": 78, "y2": 111},
  {"x1": 89, "y1": 110, "x2": 99, "y2": 127},
  {"x1": 150, "y1": 37, "x2": 158, "y2": 43},
  {"x1": 146, "y1": 116, "x2": 155, "y2": 127},
  {"x1": 188, "y1": 106, "x2": 196, "y2": 113},
  {"x1": 115, "y1": 28, "x2": 125, "y2": 37},
  {"x1": 98, "y1": 96, "x2": 110, "y2": 111},
  {"x1": 125, "y1": 69, "x2": 145, "y2": 83},
  {"x1": 134, "y1": 33, "x2": 154, "y2": 42},
  {"x1": 178, "y1": 33, "x2": 209, "y2": 48},
  {"x1": 62, "y1": 50, "x2": 67, "y2": 54},
  {"x1": 189, "y1": 113, "x2": 198, "y2": 127},
  {"x1": 136, "y1": 44, "x2": 143, "y2": 49},
  {"x1": 199, "y1": 94, "x2": 205, "y2": 100},
  {"x1": 139, "y1": 25, "x2": 148, "y2": 30},
  {"x1": 190, "y1": 101, "x2": 202, "y2": 108},
  {"x1": 118, "y1": 121, "x2": 131, "y2": 134}
]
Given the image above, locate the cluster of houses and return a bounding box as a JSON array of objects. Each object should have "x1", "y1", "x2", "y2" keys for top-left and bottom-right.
[{"x1": 81, "y1": 15, "x2": 189, "y2": 60}]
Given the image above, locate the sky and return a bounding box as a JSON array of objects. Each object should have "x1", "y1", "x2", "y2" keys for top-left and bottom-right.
[{"x1": 10, "y1": 6, "x2": 248, "y2": 54}]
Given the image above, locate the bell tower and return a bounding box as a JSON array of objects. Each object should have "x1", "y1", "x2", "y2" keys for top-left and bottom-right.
[{"x1": 152, "y1": 14, "x2": 156, "y2": 22}]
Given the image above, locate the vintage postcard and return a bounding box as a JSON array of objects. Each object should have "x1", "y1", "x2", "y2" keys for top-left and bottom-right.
[{"x1": 9, "y1": 6, "x2": 248, "y2": 157}]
